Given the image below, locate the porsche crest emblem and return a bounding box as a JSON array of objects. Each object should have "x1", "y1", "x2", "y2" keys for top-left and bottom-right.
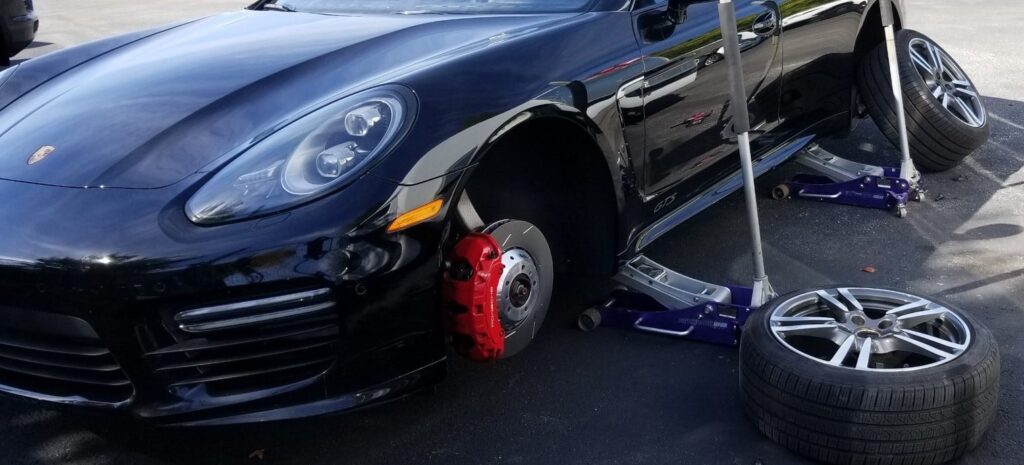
[{"x1": 27, "y1": 146, "x2": 56, "y2": 165}]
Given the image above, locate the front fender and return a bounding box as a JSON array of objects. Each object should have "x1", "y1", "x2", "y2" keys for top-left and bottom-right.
[{"x1": 385, "y1": 86, "x2": 628, "y2": 203}]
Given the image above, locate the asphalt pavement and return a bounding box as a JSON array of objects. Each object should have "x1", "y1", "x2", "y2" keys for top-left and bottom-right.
[{"x1": 3, "y1": 1, "x2": 1023, "y2": 464}]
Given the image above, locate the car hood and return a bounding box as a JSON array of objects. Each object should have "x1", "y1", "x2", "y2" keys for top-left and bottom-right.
[{"x1": 0, "y1": 10, "x2": 571, "y2": 189}]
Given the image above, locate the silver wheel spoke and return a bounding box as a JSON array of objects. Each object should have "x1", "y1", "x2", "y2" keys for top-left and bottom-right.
[
  {"x1": 951, "y1": 79, "x2": 971, "y2": 88},
  {"x1": 898, "y1": 308, "x2": 949, "y2": 328},
  {"x1": 886, "y1": 299, "x2": 932, "y2": 317},
  {"x1": 953, "y1": 97, "x2": 983, "y2": 126},
  {"x1": 815, "y1": 290, "x2": 850, "y2": 320},
  {"x1": 932, "y1": 86, "x2": 945, "y2": 99},
  {"x1": 910, "y1": 48, "x2": 935, "y2": 75},
  {"x1": 902, "y1": 329, "x2": 967, "y2": 352},
  {"x1": 829, "y1": 335, "x2": 856, "y2": 366},
  {"x1": 856, "y1": 337, "x2": 873, "y2": 370},
  {"x1": 955, "y1": 87, "x2": 979, "y2": 99},
  {"x1": 836, "y1": 288, "x2": 864, "y2": 312},
  {"x1": 893, "y1": 333, "x2": 958, "y2": 360},
  {"x1": 772, "y1": 316, "x2": 836, "y2": 324},
  {"x1": 927, "y1": 43, "x2": 945, "y2": 74},
  {"x1": 773, "y1": 323, "x2": 839, "y2": 339}
]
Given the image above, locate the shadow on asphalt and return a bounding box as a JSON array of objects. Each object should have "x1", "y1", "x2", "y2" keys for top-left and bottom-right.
[{"x1": 0, "y1": 98, "x2": 1022, "y2": 465}]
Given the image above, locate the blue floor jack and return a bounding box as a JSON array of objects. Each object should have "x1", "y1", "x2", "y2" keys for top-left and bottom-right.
[
  {"x1": 577, "y1": 256, "x2": 758, "y2": 346},
  {"x1": 578, "y1": 0, "x2": 914, "y2": 344},
  {"x1": 770, "y1": 144, "x2": 924, "y2": 218}
]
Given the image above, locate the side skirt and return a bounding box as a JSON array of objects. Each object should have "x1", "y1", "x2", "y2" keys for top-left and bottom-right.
[{"x1": 632, "y1": 134, "x2": 816, "y2": 252}]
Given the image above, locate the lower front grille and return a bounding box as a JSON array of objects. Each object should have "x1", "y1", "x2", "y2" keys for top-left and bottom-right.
[
  {"x1": 140, "y1": 289, "x2": 340, "y2": 397},
  {"x1": 0, "y1": 307, "x2": 132, "y2": 406}
]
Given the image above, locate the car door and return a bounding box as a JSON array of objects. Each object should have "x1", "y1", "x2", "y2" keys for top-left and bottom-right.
[{"x1": 629, "y1": 0, "x2": 782, "y2": 198}]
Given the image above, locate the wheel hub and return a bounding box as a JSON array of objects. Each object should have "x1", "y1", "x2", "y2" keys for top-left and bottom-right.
[
  {"x1": 841, "y1": 313, "x2": 897, "y2": 338},
  {"x1": 496, "y1": 248, "x2": 540, "y2": 328},
  {"x1": 769, "y1": 288, "x2": 972, "y2": 371},
  {"x1": 508, "y1": 275, "x2": 532, "y2": 308}
]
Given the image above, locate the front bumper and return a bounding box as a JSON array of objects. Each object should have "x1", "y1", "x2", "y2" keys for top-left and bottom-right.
[{"x1": 0, "y1": 173, "x2": 456, "y2": 425}]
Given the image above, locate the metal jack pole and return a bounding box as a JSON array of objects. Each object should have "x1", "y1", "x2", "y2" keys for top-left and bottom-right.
[
  {"x1": 718, "y1": 0, "x2": 775, "y2": 308},
  {"x1": 879, "y1": 0, "x2": 918, "y2": 183}
]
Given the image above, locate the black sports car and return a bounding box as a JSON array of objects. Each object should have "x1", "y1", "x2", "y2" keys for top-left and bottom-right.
[
  {"x1": 0, "y1": 0, "x2": 989, "y2": 427},
  {"x1": 1, "y1": 0, "x2": 38, "y2": 66}
]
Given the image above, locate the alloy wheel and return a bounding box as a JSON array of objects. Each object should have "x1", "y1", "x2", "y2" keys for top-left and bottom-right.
[
  {"x1": 908, "y1": 37, "x2": 986, "y2": 127},
  {"x1": 768, "y1": 287, "x2": 972, "y2": 371}
]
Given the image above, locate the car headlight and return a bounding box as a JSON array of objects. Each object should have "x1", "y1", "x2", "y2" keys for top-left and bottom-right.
[{"x1": 186, "y1": 86, "x2": 416, "y2": 224}]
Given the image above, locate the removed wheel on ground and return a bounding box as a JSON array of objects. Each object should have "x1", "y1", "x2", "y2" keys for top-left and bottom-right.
[
  {"x1": 740, "y1": 287, "x2": 1000, "y2": 465},
  {"x1": 858, "y1": 29, "x2": 989, "y2": 172}
]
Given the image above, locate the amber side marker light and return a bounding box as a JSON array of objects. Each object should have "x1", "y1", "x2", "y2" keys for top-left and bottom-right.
[{"x1": 387, "y1": 199, "x2": 444, "y2": 233}]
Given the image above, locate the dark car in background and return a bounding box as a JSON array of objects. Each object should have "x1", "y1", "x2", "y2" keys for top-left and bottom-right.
[{"x1": 1, "y1": 0, "x2": 37, "y2": 65}]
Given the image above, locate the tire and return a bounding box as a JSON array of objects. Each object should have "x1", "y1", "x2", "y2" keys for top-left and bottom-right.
[
  {"x1": 740, "y1": 287, "x2": 1000, "y2": 465},
  {"x1": 857, "y1": 30, "x2": 990, "y2": 172},
  {"x1": 1, "y1": 32, "x2": 10, "y2": 66},
  {"x1": 482, "y1": 219, "x2": 554, "y2": 358}
]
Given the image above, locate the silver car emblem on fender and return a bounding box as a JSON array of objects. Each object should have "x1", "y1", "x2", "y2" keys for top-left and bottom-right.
[{"x1": 27, "y1": 146, "x2": 56, "y2": 165}]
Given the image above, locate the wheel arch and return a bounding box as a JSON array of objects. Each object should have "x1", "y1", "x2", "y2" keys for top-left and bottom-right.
[
  {"x1": 854, "y1": 1, "x2": 905, "y2": 70},
  {"x1": 457, "y1": 104, "x2": 624, "y2": 277}
]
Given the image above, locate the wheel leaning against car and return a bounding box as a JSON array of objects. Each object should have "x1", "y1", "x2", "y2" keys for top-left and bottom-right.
[
  {"x1": 858, "y1": 29, "x2": 990, "y2": 172},
  {"x1": 739, "y1": 287, "x2": 1000, "y2": 465}
]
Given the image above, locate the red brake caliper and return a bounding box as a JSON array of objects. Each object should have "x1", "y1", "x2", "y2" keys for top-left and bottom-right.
[{"x1": 443, "y1": 233, "x2": 506, "y2": 362}]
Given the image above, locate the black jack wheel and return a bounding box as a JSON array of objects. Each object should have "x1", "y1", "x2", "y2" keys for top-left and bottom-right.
[
  {"x1": 858, "y1": 30, "x2": 990, "y2": 172},
  {"x1": 577, "y1": 307, "x2": 602, "y2": 332},
  {"x1": 771, "y1": 184, "x2": 791, "y2": 200},
  {"x1": 740, "y1": 287, "x2": 1000, "y2": 465}
]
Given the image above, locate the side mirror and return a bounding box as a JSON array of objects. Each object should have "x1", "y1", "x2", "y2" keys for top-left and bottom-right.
[
  {"x1": 640, "y1": 0, "x2": 707, "y2": 42},
  {"x1": 666, "y1": 0, "x2": 689, "y2": 24},
  {"x1": 640, "y1": 0, "x2": 684, "y2": 42}
]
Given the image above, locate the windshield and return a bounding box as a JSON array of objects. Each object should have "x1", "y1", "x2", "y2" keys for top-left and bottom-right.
[{"x1": 274, "y1": 0, "x2": 594, "y2": 15}]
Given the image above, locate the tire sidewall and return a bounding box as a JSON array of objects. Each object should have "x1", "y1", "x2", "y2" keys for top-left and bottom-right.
[{"x1": 742, "y1": 285, "x2": 997, "y2": 394}]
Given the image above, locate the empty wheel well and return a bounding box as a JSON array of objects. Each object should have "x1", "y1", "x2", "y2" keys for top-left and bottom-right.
[{"x1": 464, "y1": 117, "x2": 618, "y2": 278}]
